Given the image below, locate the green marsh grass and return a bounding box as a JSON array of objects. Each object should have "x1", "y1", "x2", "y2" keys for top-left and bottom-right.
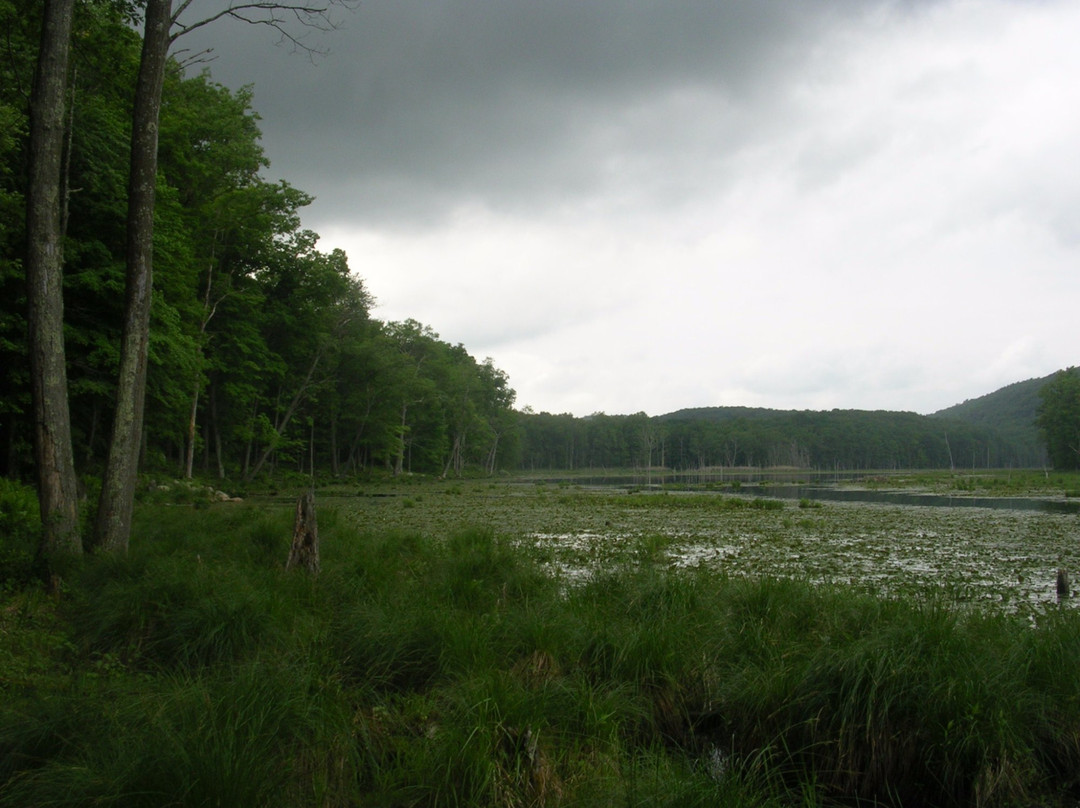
[{"x1": 6, "y1": 490, "x2": 1080, "y2": 806}]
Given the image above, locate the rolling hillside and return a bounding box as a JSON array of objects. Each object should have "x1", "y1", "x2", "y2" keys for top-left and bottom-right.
[
  {"x1": 932, "y1": 374, "x2": 1049, "y2": 433},
  {"x1": 654, "y1": 373, "x2": 1061, "y2": 469},
  {"x1": 519, "y1": 372, "x2": 1063, "y2": 470}
]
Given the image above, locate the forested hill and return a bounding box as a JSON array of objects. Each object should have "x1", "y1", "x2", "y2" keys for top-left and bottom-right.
[
  {"x1": 518, "y1": 376, "x2": 1056, "y2": 471},
  {"x1": 932, "y1": 374, "x2": 1050, "y2": 432},
  {"x1": 658, "y1": 376, "x2": 1054, "y2": 469},
  {"x1": 653, "y1": 406, "x2": 1046, "y2": 469},
  {"x1": 662, "y1": 371, "x2": 1051, "y2": 428},
  {"x1": 931, "y1": 374, "x2": 1054, "y2": 467},
  {"x1": 658, "y1": 406, "x2": 795, "y2": 423}
]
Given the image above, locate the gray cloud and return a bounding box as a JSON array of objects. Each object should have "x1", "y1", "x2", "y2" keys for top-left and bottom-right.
[
  {"x1": 174, "y1": 0, "x2": 1080, "y2": 415},
  {"x1": 179, "y1": 0, "x2": 894, "y2": 226}
]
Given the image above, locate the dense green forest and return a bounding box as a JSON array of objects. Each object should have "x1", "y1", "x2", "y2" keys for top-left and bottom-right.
[
  {"x1": 0, "y1": 0, "x2": 1070, "y2": 503},
  {"x1": 517, "y1": 369, "x2": 1079, "y2": 474},
  {"x1": 514, "y1": 371, "x2": 1070, "y2": 472},
  {"x1": 516, "y1": 403, "x2": 1047, "y2": 473},
  {"x1": 1, "y1": 0, "x2": 519, "y2": 488}
]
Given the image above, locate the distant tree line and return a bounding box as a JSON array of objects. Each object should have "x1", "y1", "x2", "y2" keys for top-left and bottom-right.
[{"x1": 515, "y1": 407, "x2": 1048, "y2": 472}]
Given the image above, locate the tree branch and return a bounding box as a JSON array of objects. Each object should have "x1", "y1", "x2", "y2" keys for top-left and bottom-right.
[{"x1": 169, "y1": 1, "x2": 358, "y2": 58}]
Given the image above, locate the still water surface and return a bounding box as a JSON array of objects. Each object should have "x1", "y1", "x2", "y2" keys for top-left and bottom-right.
[
  {"x1": 736, "y1": 485, "x2": 1080, "y2": 514},
  {"x1": 537, "y1": 473, "x2": 1080, "y2": 514}
]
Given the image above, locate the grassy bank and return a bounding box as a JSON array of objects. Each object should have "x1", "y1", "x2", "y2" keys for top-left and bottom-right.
[{"x1": 4, "y1": 484, "x2": 1080, "y2": 806}]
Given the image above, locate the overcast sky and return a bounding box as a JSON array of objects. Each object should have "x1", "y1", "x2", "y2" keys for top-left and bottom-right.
[{"x1": 177, "y1": 0, "x2": 1080, "y2": 417}]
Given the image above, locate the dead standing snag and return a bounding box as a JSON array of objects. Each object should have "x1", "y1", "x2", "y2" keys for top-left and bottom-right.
[{"x1": 287, "y1": 490, "x2": 320, "y2": 574}]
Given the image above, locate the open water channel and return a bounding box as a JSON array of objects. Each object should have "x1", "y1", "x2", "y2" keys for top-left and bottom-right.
[{"x1": 692, "y1": 483, "x2": 1080, "y2": 514}]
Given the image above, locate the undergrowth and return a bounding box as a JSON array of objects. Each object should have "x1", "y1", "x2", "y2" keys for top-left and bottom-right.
[{"x1": 3, "y1": 500, "x2": 1080, "y2": 806}]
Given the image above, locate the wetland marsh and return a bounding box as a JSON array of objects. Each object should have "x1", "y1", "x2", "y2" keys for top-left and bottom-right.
[
  {"x1": 335, "y1": 476, "x2": 1080, "y2": 612},
  {"x1": 6, "y1": 471, "x2": 1080, "y2": 807}
]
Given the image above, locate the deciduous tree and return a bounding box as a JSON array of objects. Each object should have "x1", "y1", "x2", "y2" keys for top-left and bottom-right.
[
  {"x1": 26, "y1": 0, "x2": 81, "y2": 560},
  {"x1": 94, "y1": 0, "x2": 172, "y2": 553},
  {"x1": 96, "y1": 0, "x2": 356, "y2": 551}
]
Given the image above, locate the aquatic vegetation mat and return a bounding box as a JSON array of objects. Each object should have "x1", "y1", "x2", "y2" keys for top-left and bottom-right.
[{"x1": 338, "y1": 483, "x2": 1080, "y2": 612}]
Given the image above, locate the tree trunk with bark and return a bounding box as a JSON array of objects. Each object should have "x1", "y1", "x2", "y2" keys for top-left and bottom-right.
[
  {"x1": 26, "y1": 0, "x2": 81, "y2": 560},
  {"x1": 394, "y1": 402, "x2": 408, "y2": 476},
  {"x1": 210, "y1": 384, "x2": 226, "y2": 479},
  {"x1": 95, "y1": 0, "x2": 172, "y2": 553},
  {"x1": 286, "y1": 490, "x2": 319, "y2": 575}
]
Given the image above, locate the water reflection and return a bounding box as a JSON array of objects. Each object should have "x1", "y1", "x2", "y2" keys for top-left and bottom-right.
[{"x1": 742, "y1": 485, "x2": 1080, "y2": 514}]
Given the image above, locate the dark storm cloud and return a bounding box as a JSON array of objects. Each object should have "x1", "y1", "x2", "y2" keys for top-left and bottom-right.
[
  {"x1": 177, "y1": 0, "x2": 889, "y2": 227},
  {"x1": 172, "y1": 0, "x2": 1080, "y2": 416}
]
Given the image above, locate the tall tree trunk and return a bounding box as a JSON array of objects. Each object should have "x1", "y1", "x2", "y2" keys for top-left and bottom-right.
[
  {"x1": 440, "y1": 433, "x2": 459, "y2": 479},
  {"x1": 485, "y1": 432, "x2": 500, "y2": 475},
  {"x1": 184, "y1": 379, "x2": 200, "y2": 478},
  {"x1": 84, "y1": 400, "x2": 99, "y2": 465},
  {"x1": 394, "y1": 401, "x2": 408, "y2": 476},
  {"x1": 26, "y1": 0, "x2": 81, "y2": 560},
  {"x1": 329, "y1": 408, "x2": 339, "y2": 477},
  {"x1": 95, "y1": 0, "x2": 172, "y2": 553},
  {"x1": 308, "y1": 419, "x2": 315, "y2": 478},
  {"x1": 184, "y1": 243, "x2": 223, "y2": 479},
  {"x1": 243, "y1": 402, "x2": 257, "y2": 479},
  {"x1": 210, "y1": 384, "x2": 226, "y2": 479}
]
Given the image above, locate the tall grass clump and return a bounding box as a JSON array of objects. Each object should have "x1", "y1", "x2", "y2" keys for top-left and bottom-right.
[
  {"x1": 130, "y1": 501, "x2": 294, "y2": 566},
  {"x1": 703, "y1": 578, "x2": 1080, "y2": 807},
  {"x1": 64, "y1": 551, "x2": 291, "y2": 671},
  {"x1": 1018, "y1": 606, "x2": 1080, "y2": 791},
  {"x1": 1, "y1": 658, "x2": 365, "y2": 808},
  {"x1": 330, "y1": 526, "x2": 562, "y2": 692}
]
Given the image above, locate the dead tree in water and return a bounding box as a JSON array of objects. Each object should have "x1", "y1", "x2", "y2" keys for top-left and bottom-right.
[{"x1": 287, "y1": 491, "x2": 320, "y2": 575}]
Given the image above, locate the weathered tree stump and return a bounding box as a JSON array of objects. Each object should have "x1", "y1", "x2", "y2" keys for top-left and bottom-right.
[
  {"x1": 1056, "y1": 568, "x2": 1070, "y2": 600},
  {"x1": 286, "y1": 491, "x2": 320, "y2": 575}
]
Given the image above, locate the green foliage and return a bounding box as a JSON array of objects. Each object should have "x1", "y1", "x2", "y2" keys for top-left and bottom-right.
[
  {"x1": 520, "y1": 404, "x2": 1045, "y2": 473},
  {"x1": 0, "y1": 659, "x2": 362, "y2": 808},
  {"x1": 710, "y1": 585, "x2": 1043, "y2": 805},
  {"x1": 0, "y1": 480, "x2": 40, "y2": 586},
  {"x1": 1037, "y1": 367, "x2": 1080, "y2": 470},
  {"x1": 0, "y1": 3, "x2": 517, "y2": 485}
]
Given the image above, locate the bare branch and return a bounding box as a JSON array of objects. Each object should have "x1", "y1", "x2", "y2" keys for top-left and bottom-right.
[
  {"x1": 170, "y1": 46, "x2": 218, "y2": 71},
  {"x1": 169, "y1": 1, "x2": 358, "y2": 59}
]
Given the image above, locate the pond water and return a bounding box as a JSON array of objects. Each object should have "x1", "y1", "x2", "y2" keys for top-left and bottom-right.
[
  {"x1": 530, "y1": 473, "x2": 1080, "y2": 514},
  {"x1": 730, "y1": 485, "x2": 1080, "y2": 514}
]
